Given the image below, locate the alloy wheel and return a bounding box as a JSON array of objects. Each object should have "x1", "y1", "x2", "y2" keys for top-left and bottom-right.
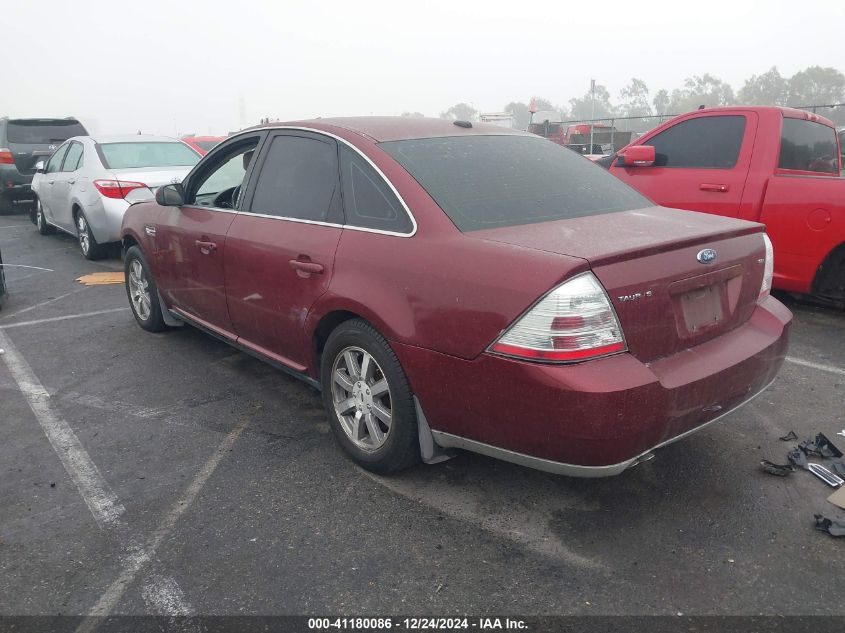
[
  {"x1": 128, "y1": 259, "x2": 152, "y2": 321},
  {"x1": 77, "y1": 215, "x2": 90, "y2": 255},
  {"x1": 331, "y1": 346, "x2": 393, "y2": 451}
]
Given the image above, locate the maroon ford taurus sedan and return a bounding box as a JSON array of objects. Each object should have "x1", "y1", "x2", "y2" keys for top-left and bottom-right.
[{"x1": 120, "y1": 117, "x2": 791, "y2": 476}]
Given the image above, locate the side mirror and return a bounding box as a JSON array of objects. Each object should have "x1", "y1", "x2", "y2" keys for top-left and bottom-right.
[
  {"x1": 617, "y1": 145, "x2": 655, "y2": 168},
  {"x1": 155, "y1": 183, "x2": 185, "y2": 207},
  {"x1": 34, "y1": 160, "x2": 46, "y2": 173}
]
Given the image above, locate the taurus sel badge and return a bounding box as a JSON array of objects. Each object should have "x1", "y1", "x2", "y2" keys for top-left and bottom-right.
[{"x1": 697, "y1": 248, "x2": 717, "y2": 264}]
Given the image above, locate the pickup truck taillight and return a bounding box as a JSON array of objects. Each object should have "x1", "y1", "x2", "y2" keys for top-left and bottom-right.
[
  {"x1": 94, "y1": 179, "x2": 148, "y2": 200},
  {"x1": 759, "y1": 234, "x2": 774, "y2": 301},
  {"x1": 490, "y1": 272, "x2": 626, "y2": 362},
  {"x1": 0, "y1": 149, "x2": 14, "y2": 164}
]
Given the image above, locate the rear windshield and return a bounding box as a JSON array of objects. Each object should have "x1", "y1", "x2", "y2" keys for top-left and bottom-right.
[
  {"x1": 195, "y1": 140, "x2": 220, "y2": 152},
  {"x1": 98, "y1": 142, "x2": 200, "y2": 169},
  {"x1": 380, "y1": 135, "x2": 650, "y2": 232},
  {"x1": 779, "y1": 118, "x2": 839, "y2": 174},
  {"x1": 7, "y1": 120, "x2": 86, "y2": 144}
]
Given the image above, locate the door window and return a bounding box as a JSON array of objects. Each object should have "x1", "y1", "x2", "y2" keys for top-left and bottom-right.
[
  {"x1": 778, "y1": 118, "x2": 839, "y2": 174},
  {"x1": 62, "y1": 142, "x2": 83, "y2": 172},
  {"x1": 646, "y1": 115, "x2": 746, "y2": 168},
  {"x1": 249, "y1": 135, "x2": 341, "y2": 222},
  {"x1": 45, "y1": 144, "x2": 70, "y2": 174},
  {"x1": 187, "y1": 137, "x2": 261, "y2": 209},
  {"x1": 338, "y1": 145, "x2": 412, "y2": 233}
]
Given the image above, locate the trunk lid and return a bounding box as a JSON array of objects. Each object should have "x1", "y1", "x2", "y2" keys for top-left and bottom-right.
[
  {"x1": 109, "y1": 166, "x2": 193, "y2": 203},
  {"x1": 471, "y1": 207, "x2": 767, "y2": 363}
]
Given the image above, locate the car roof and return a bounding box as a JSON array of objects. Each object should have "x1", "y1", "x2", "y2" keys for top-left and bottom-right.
[
  {"x1": 91, "y1": 134, "x2": 183, "y2": 144},
  {"x1": 253, "y1": 116, "x2": 529, "y2": 142}
]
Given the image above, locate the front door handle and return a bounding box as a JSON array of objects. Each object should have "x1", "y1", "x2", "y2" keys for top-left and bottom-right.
[
  {"x1": 68, "y1": 179, "x2": 76, "y2": 185},
  {"x1": 195, "y1": 240, "x2": 217, "y2": 254},
  {"x1": 289, "y1": 259, "x2": 325, "y2": 276},
  {"x1": 699, "y1": 183, "x2": 729, "y2": 192}
]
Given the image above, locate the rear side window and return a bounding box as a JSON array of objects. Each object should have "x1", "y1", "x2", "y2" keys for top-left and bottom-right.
[
  {"x1": 62, "y1": 143, "x2": 84, "y2": 172},
  {"x1": 778, "y1": 118, "x2": 839, "y2": 174},
  {"x1": 99, "y1": 142, "x2": 200, "y2": 169},
  {"x1": 6, "y1": 120, "x2": 86, "y2": 144},
  {"x1": 380, "y1": 135, "x2": 650, "y2": 232},
  {"x1": 646, "y1": 115, "x2": 746, "y2": 168},
  {"x1": 249, "y1": 134, "x2": 341, "y2": 222},
  {"x1": 339, "y1": 146, "x2": 412, "y2": 233},
  {"x1": 45, "y1": 144, "x2": 69, "y2": 174}
]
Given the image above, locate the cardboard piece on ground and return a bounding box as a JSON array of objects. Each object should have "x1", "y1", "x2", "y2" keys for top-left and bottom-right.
[{"x1": 828, "y1": 485, "x2": 845, "y2": 510}]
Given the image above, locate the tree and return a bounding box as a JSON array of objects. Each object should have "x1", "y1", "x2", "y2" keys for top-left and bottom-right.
[
  {"x1": 439, "y1": 103, "x2": 478, "y2": 121},
  {"x1": 401, "y1": 111, "x2": 426, "y2": 118},
  {"x1": 619, "y1": 78, "x2": 652, "y2": 118},
  {"x1": 569, "y1": 84, "x2": 615, "y2": 120},
  {"x1": 738, "y1": 66, "x2": 788, "y2": 105},
  {"x1": 787, "y1": 66, "x2": 845, "y2": 106},
  {"x1": 503, "y1": 102, "x2": 530, "y2": 129},
  {"x1": 668, "y1": 74, "x2": 734, "y2": 113},
  {"x1": 653, "y1": 89, "x2": 670, "y2": 116}
]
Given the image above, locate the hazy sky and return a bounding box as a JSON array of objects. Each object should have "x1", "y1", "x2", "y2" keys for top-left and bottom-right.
[{"x1": 3, "y1": 0, "x2": 843, "y2": 136}]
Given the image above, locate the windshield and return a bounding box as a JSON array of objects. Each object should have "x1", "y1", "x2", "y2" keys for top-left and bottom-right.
[
  {"x1": 98, "y1": 142, "x2": 200, "y2": 169},
  {"x1": 7, "y1": 120, "x2": 86, "y2": 144},
  {"x1": 380, "y1": 135, "x2": 650, "y2": 232}
]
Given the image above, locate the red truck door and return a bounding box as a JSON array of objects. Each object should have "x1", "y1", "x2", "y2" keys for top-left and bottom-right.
[{"x1": 610, "y1": 112, "x2": 758, "y2": 218}]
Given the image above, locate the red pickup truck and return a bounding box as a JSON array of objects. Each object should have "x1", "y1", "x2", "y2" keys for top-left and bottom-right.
[{"x1": 602, "y1": 106, "x2": 844, "y2": 306}]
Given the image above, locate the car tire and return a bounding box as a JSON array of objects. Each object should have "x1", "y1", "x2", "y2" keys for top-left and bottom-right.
[
  {"x1": 34, "y1": 199, "x2": 55, "y2": 235},
  {"x1": 0, "y1": 194, "x2": 13, "y2": 216},
  {"x1": 321, "y1": 318, "x2": 420, "y2": 474},
  {"x1": 124, "y1": 245, "x2": 168, "y2": 333},
  {"x1": 76, "y1": 210, "x2": 106, "y2": 260}
]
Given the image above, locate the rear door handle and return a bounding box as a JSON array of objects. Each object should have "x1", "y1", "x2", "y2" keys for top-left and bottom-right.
[
  {"x1": 68, "y1": 179, "x2": 76, "y2": 185},
  {"x1": 699, "y1": 183, "x2": 729, "y2": 192},
  {"x1": 195, "y1": 240, "x2": 217, "y2": 254},
  {"x1": 289, "y1": 259, "x2": 324, "y2": 275}
]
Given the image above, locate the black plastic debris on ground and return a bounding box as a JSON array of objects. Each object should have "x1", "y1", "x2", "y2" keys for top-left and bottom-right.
[
  {"x1": 760, "y1": 460, "x2": 796, "y2": 477},
  {"x1": 814, "y1": 514, "x2": 845, "y2": 537},
  {"x1": 779, "y1": 430, "x2": 798, "y2": 442},
  {"x1": 787, "y1": 448, "x2": 809, "y2": 469},
  {"x1": 799, "y1": 433, "x2": 843, "y2": 459}
]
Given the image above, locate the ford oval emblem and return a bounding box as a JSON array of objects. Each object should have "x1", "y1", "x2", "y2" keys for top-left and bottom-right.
[{"x1": 697, "y1": 248, "x2": 717, "y2": 264}]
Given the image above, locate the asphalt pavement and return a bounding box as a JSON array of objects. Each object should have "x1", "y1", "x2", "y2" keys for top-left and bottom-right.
[{"x1": 1, "y1": 212, "x2": 844, "y2": 620}]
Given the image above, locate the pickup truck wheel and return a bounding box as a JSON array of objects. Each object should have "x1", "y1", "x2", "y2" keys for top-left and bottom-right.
[
  {"x1": 124, "y1": 245, "x2": 167, "y2": 332},
  {"x1": 76, "y1": 211, "x2": 106, "y2": 260},
  {"x1": 812, "y1": 243, "x2": 845, "y2": 306},
  {"x1": 34, "y1": 199, "x2": 55, "y2": 235},
  {"x1": 321, "y1": 319, "x2": 420, "y2": 474}
]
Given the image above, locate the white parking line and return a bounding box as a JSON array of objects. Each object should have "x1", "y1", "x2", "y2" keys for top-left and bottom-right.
[
  {"x1": 0, "y1": 328, "x2": 126, "y2": 528},
  {"x1": 75, "y1": 408, "x2": 254, "y2": 631},
  {"x1": 141, "y1": 575, "x2": 193, "y2": 616},
  {"x1": 0, "y1": 263, "x2": 55, "y2": 272},
  {"x1": 786, "y1": 356, "x2": 845, "y2": 377},
  {"x1": 0, "y1": 307, "x2": 129, "y2": 330},
  {"x1": 0, "y1": 289, "x2": 83, "y2": 321}
]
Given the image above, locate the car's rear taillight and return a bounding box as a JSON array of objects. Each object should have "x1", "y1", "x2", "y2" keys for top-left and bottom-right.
[
  {"x1": 759, "y1": 233, "x2": 774, "y2": 301},
  {"x1": 490, "y1": 272, "x2": 626, "y2": 362},
  {"x1": 94, "y1": 179, "x2": 147, "y2": 200},
  {"x1": 0, "y1": 149, "x2": 14, "y2": 164}
]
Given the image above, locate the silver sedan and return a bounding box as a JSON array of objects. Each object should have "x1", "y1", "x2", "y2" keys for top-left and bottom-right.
[{"x1": 30, "y1": 135, "x2": 200, "y2": 259}]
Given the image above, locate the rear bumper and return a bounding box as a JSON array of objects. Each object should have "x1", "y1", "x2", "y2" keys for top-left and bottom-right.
[
  {"x1": 0, "y1": 166, "x2": 34, "y2": 198},
  {"x1": 396, "y1": 296, "x2": 792, "y2": 476}
]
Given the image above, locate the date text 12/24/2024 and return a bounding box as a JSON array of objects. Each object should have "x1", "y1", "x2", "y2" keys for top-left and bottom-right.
[{"x1": 308, "y1": 618, "x2": 528, "y2": 630}]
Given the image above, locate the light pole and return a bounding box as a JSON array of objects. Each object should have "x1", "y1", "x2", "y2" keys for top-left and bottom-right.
[{"x1": 589, "y1": 79, "x2": 596, "y2": 153}]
